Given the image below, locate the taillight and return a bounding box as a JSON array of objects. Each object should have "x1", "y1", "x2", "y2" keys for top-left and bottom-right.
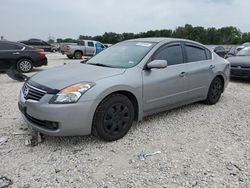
[{"x1": 36, "y1": 51, "x2": 45, "y2": 57}]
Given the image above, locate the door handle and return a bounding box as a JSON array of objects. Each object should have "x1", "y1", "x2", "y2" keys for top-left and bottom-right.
[
  {"x1": 13, "y1": 52, "x2": 20, "y2": 55},
  {"x1": 179, "y1": 72, "x2": 186, "y2": 77},
  {"x1": 209, "y1": 65, "x2": 215, "y2": 69}
]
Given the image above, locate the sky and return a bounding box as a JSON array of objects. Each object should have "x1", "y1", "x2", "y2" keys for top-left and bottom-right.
[{"x1": 0, "y1": 0, "x2": 249, "y2": 41}]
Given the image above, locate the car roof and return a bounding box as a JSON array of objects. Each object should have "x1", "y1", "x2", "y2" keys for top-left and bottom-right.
[
  {"x1": 0, "y1": 40, "x2": 33, "y2": 48},
  {"x1": 127, "y1": 37, "x2": 210, "y2": 51},
  {"x1": 0, "y1": 40, "x2": 21, "y2": 45},
  {"x1": 128, "y1": 37, "x2": 200, "y2": 44}
]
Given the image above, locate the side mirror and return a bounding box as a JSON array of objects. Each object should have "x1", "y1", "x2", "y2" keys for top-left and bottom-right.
[{"x1": 147, "y1": 60, "x2": 168, "y2": 69}]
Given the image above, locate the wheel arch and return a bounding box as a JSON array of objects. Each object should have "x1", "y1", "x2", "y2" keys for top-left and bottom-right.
[
  {"x1": 16, "y1": 56, "x2": 34, "y2": 65},
  {"x1": 74, "y1": 50, "x2": 83, "y2": 55},
  {"x1": 95, "y1": 90, "x2": 140, "y2": 121}
]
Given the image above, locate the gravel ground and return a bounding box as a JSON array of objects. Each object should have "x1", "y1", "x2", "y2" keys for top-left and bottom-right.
[{"x1": 0, "y1": 53, "x2": 250, "y2": 188}]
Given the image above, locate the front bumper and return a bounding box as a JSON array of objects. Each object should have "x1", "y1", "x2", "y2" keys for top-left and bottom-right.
[
  {"x1": 230, "y1": 67, "x2": 250, "y2": 78},
  {"x1": 18, "y1": 89, "x2": 99, "y2": 136}
]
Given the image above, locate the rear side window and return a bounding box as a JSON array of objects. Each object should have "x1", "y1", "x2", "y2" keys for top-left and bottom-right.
[
  {"x1": 0, "y1": 43, "x2": 22, "y2": 50},
  {"x1": 42, "y1": 42, "x2": 50, "y2": 46},
  {"x1": 33, "y1": 41, "x2": 44, "y2": 46},
  {"x1": 88, "y1": 42, "x2": 94, "y2": 47},
  {"x1": 185, "y1": 45, "x2": 207, "y2": 62},
  {"x1": 77, "y1": 41, "x2": 85, "y2": 46},
  {"x1": 153, "y1": 45, "x2": 184, "y2": 66}
]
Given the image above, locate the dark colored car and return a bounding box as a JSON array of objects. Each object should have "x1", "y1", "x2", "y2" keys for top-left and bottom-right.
[
  {"x1": 214, "y1": 46, "x2": 228, "y2": 58},
  {"x1": 19, "y1": 39, "x2": 54, "y2": 52},
  {"x1": 225, "y1": 46, "x2": 244, "y2": 58},
  {"x1": 0, "y1": 41, "x2": 47, "y2": 73},
  {"x1": 227, "y1": 47, "x2": 250, "y2": 78}
]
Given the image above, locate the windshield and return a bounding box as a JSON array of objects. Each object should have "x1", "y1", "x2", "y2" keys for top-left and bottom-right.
[
  {"x1": 237, "y1": 47, "x2": 250, "y2": 56},
  {"x1": 87, "y1": 41, "x2": 156, "y2": 68}
]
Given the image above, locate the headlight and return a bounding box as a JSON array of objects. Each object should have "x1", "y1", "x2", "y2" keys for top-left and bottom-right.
[{"x1": 50, "y1": 82, "x2": 95, "y2": 104}]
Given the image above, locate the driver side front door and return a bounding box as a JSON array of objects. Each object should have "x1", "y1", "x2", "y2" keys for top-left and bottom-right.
[{"x1": 143, "y1": 43, "x2": 189, "y2": 114}]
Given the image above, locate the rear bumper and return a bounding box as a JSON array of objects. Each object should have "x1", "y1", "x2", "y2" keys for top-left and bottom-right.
[
  {"x1": 230, "y1": 67, "x2": 250, "y2": 78},
  {"x1": 33, "y1": 58, "x2": 48, "y2": 67}
]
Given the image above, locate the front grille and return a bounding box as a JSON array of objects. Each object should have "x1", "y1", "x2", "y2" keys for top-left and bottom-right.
[
  {"x1": 22, "y1": 83, "x2": 47, "y2": 101},
  {"x1": 25, "y1": 114, "x2": 59, "y2": 131}
]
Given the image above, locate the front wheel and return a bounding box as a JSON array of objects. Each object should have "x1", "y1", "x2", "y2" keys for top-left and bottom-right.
[
  {"x1": 17, "y1": 59, "x2": 33, "y2": 73},
  {"x1": 204, "y1": 77, "x2": 224, "y2": 105},
  {"x1": 92, "y1": 94, "x2": 135, "y2": 141}
]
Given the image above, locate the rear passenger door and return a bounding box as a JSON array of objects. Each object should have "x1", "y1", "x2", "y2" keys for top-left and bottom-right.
[
  {"x1": 86, "y1": 41, "x2": 95, "y2": 56},
  {"x1": 184, "y1": 43, "x2": 214, "y2": 100},
  {"x1": 143, "y1": 43, "x2": 189, "y2": 113}
]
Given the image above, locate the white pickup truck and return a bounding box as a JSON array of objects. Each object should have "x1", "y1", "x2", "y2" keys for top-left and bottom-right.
[{"x1": 64, "y1": 40, "x2": 105, "y2": 59}]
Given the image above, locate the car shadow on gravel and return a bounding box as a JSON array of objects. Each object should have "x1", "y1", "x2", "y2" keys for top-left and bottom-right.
[{"x1": 40, "y1": 102, "x2": 204, "y2": 148}]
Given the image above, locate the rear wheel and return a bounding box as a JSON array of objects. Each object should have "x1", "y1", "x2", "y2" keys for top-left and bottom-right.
[
  {"x1": 74, "y1": 51, "x2": 83, "y2": 59},
  {"x1": 204, "y1": 77, "x2": 223, "y2": 105},
  {"x1": 17, "y1": 59, "x2": 33, "y2": 73},
  {"x1": 67, "y1": 55, "x2": 73, "y2": 59},
  {"x1": 92, "y1": 94, "x2": 135, "y2": 141}
]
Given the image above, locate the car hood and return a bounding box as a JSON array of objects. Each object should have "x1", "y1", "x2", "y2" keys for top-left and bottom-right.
[
  {"x1": 227, "y1": 56, "x2": 250, "y2": 67},
  {"x1": 29, "y1": 63, "x2": 126, "y2": 90}
]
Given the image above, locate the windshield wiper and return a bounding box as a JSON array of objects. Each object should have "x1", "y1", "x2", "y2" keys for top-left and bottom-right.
[{"x1": 88, "y1": 63, "x2": 113, "y2": 68}]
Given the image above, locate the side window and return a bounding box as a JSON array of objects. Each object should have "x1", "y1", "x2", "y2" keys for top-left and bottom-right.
[
  {"x1": 185, "y1": 45, "x2": 207, "y2": 62},
  {"x1": 42, "y1": 42, "x2": 50, "y2": 46},
  {"x1": 34, "y1": 41, "x2": 43, "y2": 46},
  {"x1": 87, "y1": 42, "x2": 94, "y2": 47},
  {"x1": 77, "y1": 41, "x2": 85, "y2": 46},
  {"x1": 0, "y1": 43, "x2": 22, "y2": 50},
  {"x1": 0, "y1": 43, "x2": 10, "y2": 50},
  {"x1": 27, "y1": 41, "x2": 40, "y2": 46},
  {"x1": 153, "y1": 45, "x2": 184, "y2": 66}
]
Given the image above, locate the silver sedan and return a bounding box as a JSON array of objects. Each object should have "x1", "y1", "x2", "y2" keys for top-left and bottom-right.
[{"x1": 18, "y1": 38, "x2": 230, "y2": 141}]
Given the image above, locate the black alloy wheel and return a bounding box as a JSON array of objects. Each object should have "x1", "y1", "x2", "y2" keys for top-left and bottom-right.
[
  {"x1": 92, "y1": 94, "x2": 134, "y2": 141},
  {"x1": 204, "y1": 77, "x2": 223, "y2": 105}
]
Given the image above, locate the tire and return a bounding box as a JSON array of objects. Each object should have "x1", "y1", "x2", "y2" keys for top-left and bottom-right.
[
  {"x1": 92, "y1": 94, "x2": 135, "y2": 141},
  {"x1": 204, "y1": 77, "x2": 224, "y2": 105},
  {"x1": 16, "y1": 59, "x2": 33, "y2": 73},
  {"x1": 67, "y1": 55, "x2": 73, "y2": 59},
  {"x1": 74, "y1": 51, "x2": 83, "y2": 59}
]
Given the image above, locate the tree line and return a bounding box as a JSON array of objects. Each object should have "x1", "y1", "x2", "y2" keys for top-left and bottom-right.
[{"x1": 55, "y1": 24, "x2": 250, "y2": 45}]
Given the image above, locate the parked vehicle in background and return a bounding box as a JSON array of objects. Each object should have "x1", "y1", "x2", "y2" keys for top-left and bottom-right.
[
  {"x1": 51, "y1": 44, "x2": 59, "y2": 53},
  {"x1": 104, "y1": 44, "x2": 112, "y2": 48},
  {"x1": 59, "y1": 43, "x2": 77, "y2": 55},
  {"x1": 242, "y1": 42, "x2": 250, "y2": 47},
  {"x1": 18, "y1": 38, "x2": 229, "y2": 141},
  {"x1": 0, "y1": 41, "x2": 47, "y2": 73},
  {"x1": 19, "y1": 39, "x2": 54, "y2": 52},
  {"x1": 213, "y1": 46, "x2": 228, "y2": 58},
  {"x1": 225, "y1": 45, "x2": 244, "y2": 58},
  {"x1": 64, "y1": 40, "x2": 105, "y2": 59},
  {"x1": 227, "y1": 47, "x2": 250, "y2": 78}
]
